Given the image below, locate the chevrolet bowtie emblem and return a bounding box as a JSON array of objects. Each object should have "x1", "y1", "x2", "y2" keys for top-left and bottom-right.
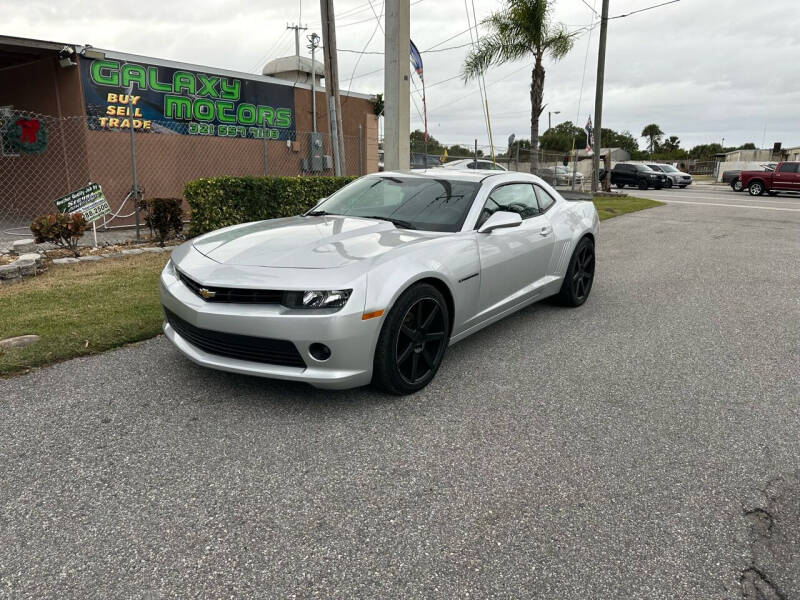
[{"x1": 198, "y1": 288, "x2": 216, "y2": 299}]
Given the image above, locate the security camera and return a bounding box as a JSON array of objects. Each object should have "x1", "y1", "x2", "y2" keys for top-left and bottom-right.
[{"x1": 58, "y1": 46, "x2": 77, "y2": 68}]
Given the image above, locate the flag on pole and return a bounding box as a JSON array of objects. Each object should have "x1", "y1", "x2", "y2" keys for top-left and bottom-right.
[
  {"x1": 409, "y1": 40, "x2": 424, "y2": 81},
  {"x1": 584, "y1": 116, "x2": 593, "y2": 154},
  {"x1": 410, "y1": 39, "x2": 428, "y2": 141}
]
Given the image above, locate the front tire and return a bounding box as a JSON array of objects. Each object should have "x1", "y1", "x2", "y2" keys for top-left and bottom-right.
[
  {"x1": 372, "y1": 283, "x2": 451, "y2": 395},
  {"x1": 748, "y1": 181, "x2": 765, "y2": 196},
  {"x1": 638, "y1": 178, "x2": 649, "y2": 190},
  {"x1": 555, "y1": 237, "x2": 595, "y2": 307},
  {"x1": 665, "y1": 179, "x2": 673, "y2": 188},
  {"x1": 731, "y1": 178, "x2": 743, "y2": 192}
]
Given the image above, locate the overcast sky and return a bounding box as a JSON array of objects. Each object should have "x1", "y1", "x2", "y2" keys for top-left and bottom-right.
[{"x1": 4, "y1": 0, "x2": 798, "y2": 151}]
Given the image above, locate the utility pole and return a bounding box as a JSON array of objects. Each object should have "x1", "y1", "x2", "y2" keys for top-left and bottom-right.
[
  {"x1": 307, "y1": 32, "x2": 320, "y2": 133},
  {"x1": 287, "y1": 23, "x2": 308, "y2": 57},
  {"x1": 592, "y1": 0, "x2": 610, "y2": 193},
  {"x1": 384, "y1": 0, "x2": 410, "y2": 171},
  {"x1": 319, "y1": 0, "x2": 346, "y2": 174}
]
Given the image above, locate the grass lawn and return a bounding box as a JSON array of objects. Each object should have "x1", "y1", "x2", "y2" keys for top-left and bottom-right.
[
  {"x1": 0, "y1": 253, "x2": 168, "y2": 377},
  {"x1": 0, "y1": 195, "x2": 664, "y2": 377},
  {"x1": 593, "y1": 195, "x2": 664, "y2": 220}
]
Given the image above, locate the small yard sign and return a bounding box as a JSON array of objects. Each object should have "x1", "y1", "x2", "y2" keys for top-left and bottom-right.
[{"x1": 55, "y1": 183, "x2": 111, "y2": 223}]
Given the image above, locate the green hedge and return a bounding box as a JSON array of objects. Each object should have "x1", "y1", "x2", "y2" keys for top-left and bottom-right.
[{"x1": 184, "y1": 175, "x2": 356, "y2": 236}]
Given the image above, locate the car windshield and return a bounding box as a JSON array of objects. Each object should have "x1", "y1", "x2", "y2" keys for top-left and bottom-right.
[
  {"x1": 659, "y1": 165, "x2": 680, "y2": 172},
  {"x1": 314, "y1": 176, "x2": 481, "y2": 232}
]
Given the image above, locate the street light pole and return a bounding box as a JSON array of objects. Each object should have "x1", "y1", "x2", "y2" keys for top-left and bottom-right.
[{"x1": 548, "y1": 110, "x2": 560, "y2": 131}]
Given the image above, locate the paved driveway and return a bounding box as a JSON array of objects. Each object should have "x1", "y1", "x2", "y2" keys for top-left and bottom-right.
[{"x1": 1, "y1": 196, "x2": 798, "y2": 599}]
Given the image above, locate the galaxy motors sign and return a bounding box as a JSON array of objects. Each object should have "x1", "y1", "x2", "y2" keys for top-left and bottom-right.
[{"x1": 79, "y1": 57, "x2": 295, "y2": 140}]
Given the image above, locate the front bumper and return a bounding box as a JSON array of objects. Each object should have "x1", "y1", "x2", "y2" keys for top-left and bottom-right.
[{"x1": 159, "y1": 266, "x2": 381, "y2": 390}]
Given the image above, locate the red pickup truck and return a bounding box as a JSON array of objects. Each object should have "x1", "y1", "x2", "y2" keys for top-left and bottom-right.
[{"x1": 740, "y1": 161, "x2": 800, "y2": 196}]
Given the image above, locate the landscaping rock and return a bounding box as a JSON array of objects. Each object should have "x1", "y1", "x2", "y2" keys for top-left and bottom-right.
[
  {"x1": 140, "y1": 247, "x2": 165, "y2": 253},
  {"x1": 77, "y1": 255, "x2": 102, "y2": 262},
  {"x1": 52, "y1": 257, "x2": 80, "y2": 265},
  {"x1": 14, "y1": 258, "x2": 38, "y2": 276},
  {"x1": 17, "y1": 252, "x2": 43, "y2": 263},
  {"x1": 0, "y1": 264, "x2": 20, "y2": 280},
  {"x1": 0, "y1": 334, "x2": 40, "y2": 350},
  {"x1": 11, "y1": 239, "x2": 37, "y2": 255},
  {"x1": 121, "y1": 249, "x2": 145, "y2": 255}
]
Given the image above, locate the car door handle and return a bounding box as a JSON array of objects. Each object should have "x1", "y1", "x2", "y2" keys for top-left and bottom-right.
[{"x1": 539, "y1": 225, "x2": 552, "y2": 236}]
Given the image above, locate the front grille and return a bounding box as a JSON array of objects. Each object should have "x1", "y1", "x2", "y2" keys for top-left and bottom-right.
[
  {"x1": 165, "y1": 308, "x2": 306, "y2": 368},
  {"x1": 178, "y1": 271, "x2": 283, "y2": 304}
]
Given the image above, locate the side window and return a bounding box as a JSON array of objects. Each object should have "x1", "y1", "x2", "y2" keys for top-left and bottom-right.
[
  {"x1": 476, "y1": 183, "x2": 539, "y2": 228},
  {"x1": 778, "y1": 163, "x2": 798, "y2": 173},
  {"x1": 534, "y1": 185, "x2": 556, "y2": 213}
]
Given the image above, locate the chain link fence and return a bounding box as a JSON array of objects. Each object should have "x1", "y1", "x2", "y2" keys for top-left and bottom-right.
[
  {"x1": 0, "y1": 109, "x2": 370, "y2": 248},
  {"x1": 409, "y1": 139, "x2": 592, "y2": 190}
]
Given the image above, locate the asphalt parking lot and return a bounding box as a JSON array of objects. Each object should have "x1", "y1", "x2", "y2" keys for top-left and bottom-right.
[{"x1": 1, "y1": 191, "x2": 799, "y2": 599}]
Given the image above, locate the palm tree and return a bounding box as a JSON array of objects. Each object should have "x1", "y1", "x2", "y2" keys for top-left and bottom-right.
[
  {"x1": 462, "y1": 0, "x2": 575, "y2": 172},
  {"x1": 641, "y1": 123, "x2": 664, "y2": 154}
]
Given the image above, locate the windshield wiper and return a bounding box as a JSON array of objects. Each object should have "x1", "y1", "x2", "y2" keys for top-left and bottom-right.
[
  {"x1": 362, "y1": 215, "x2": 415, "y2": 229},
  {"x1": 305, "y1": 210, "x2": 335, "y2": 216}
]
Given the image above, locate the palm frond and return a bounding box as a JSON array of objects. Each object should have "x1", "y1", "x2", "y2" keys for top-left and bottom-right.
[{"x1": 462, "y1": 32, "x2": 530, "y2": 82}]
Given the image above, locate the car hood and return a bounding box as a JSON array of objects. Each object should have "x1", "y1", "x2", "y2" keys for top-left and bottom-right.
[{"x1": 192, "y1": 215, "x2": 442, "y2": 269}]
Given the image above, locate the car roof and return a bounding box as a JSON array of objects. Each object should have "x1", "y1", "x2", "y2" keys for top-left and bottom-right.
[{"x1": 377, "y1": 169, "x2": 506, "y2": 183}]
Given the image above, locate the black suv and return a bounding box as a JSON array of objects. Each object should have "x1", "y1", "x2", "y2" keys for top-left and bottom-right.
[{"x1": 610, "y1": 163, "x2": 667, "y2": 190}]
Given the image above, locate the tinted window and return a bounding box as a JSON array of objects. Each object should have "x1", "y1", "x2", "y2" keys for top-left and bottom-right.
[
  {"x1": 778, "y1": 163, "x2": 799, "y2": 173},
  {"x1": 477, "y1": 183, "x2": 539, "y2": 228},
  {"x1": 534, "y1": 186, "x2": 556, "y2": 212},
  {"x1": 319, "y1": 176, "x2": 481, "y2": 232},
  {"x1": 648, "y1": 164, "x2": 663, "y2": 171}
]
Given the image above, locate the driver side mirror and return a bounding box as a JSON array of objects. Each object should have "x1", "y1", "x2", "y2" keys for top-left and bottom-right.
[{"x1": 478, "y1": 210, "x2": 522, "y2": 234}]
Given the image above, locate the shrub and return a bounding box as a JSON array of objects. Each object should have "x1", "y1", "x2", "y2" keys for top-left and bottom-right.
[
  {"x1": 184, "y1": 175, "x2": 356, "y2": 236},
  {"x1": 138, "y1": 197, "x2": 184, "y2": 246},
  {"x1": 30, "y1": 213, "x2": 87, "y2": 256}
]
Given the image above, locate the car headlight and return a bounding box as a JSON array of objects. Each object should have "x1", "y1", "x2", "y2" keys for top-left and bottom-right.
[
  {"x1": 163, "y1": 258, "x2": 177, "y2": 276},
  {"x1": 282, "y1": 289, "x2": 352, "y2": 309}
]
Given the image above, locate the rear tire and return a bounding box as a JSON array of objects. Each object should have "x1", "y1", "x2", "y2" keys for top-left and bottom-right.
[
  {"x1": 372, "y1": 283, "x2": 451, "y2": 395},
  {"x1": 554, "y1": 237, "x2": 595, "y2": 308},
  {"x1": 616, "y1": 183, "x2": 625, "y2": 189},
  {"x1": 731, "y1": 178, "x2": 743, "y2": 192},
  {"x1": 665, "y1": 179, "x2": 673, "y2": 188}
]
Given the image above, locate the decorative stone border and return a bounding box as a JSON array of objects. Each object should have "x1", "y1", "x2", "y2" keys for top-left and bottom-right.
[
  {"x1": 1, "y1": 237, "x2": 173, "y2": 286},
  {"x1": 50, "y1": 246, "x2": 170, "y2": 265},
  {"x1": 0, "y1": 253, "x2": 46, "y2": 285}
]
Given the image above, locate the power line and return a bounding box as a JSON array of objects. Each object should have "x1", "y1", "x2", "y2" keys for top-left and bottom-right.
[
  {"x1": 608, "y1": 0, "x2": 680, "y2": 19},
  {"x1": 345, "y1": 0, "x2": 384, "y2": 95},
  {"x1": 338, "y1": 41, "x2": 475, "y2": 55}
]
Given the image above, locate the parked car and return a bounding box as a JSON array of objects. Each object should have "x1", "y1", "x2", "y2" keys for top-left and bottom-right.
[
  {"x1": 160, "y1": 170, "x2": 599, "y2": 394},
  {"x1": 647, "y1": 164, "x2": 692, "y2": 188},
  {"x1": 410, "y1": 153, "x2": 443, "y2": 169},
  {"x1": 739, "y1": 161, "x2": 800, "y2": 196},
  {"x1": 609, "y1": 163, "x2": 667, "y2": 190},
  {"x1": 535, "y1": 166, "x2": 584, "y2": 186},
  {"x1": 724, "y1": 163, "x2": 777, "y2": 192},
  {"x1": 442, "y1": 158, "x2": 506, "y2": 171}
]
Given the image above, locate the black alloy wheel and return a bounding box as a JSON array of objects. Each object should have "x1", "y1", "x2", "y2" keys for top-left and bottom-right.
[
  {"x1": 638, "y1": 178, "x2": 649, "y2": 190},
  {"x1": 665, "y1": 178, "x2": 673, "y2": 188},
  {"x1": 555, "y1": 237, "x2": 595, "y2": 307},
  {"x1": 395, "y1": 298, "x2": 447, "y2": 385},
  {"x1": 373, "y1": 283, "x2": 451, "y2": 394}
]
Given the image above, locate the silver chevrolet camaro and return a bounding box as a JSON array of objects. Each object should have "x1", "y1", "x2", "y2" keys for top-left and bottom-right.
[{"x1": 160, "y1": 169, "x2": 599, "y2": 394}]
